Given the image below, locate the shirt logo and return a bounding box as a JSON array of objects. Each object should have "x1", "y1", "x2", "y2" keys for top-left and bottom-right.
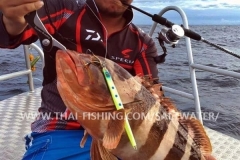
[
  {"x1": 85, "y1": 29, "x2": 102, "y2": 41},
  {"x1": 121, "y1": 49, "x2": 132, "y2": 58},
  {"x1": 110, "y1": 56, "x2": 134, "y2": 64}
]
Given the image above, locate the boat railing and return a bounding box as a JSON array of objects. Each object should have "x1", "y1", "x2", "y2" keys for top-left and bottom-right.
[
  {"x1": 148, "y1": 6, "x2": 240, "y2": 123},
  {"x1": 0, "y1": 44, "x2": 44, "y2": 91},
  {"x1": 1, "y1": 6, "x2": 240, "y2": 124},
  {"x1": 1, "y1": 6, "x2": 240, "y2": 160}
]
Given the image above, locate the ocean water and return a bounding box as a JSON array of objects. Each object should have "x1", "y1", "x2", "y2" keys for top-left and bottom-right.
[{"x1": 0, "y1": 25, "x2": 240, "y2": 139}]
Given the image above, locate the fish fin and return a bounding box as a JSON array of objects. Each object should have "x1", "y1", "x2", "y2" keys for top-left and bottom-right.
[
  {"x1": 95, "y1": 100, "x2": 142, "y2": 112},
  {"x1": 133, "y1": 75, "x2": 143, "y2": 84},
  {"x1": 80, "y1": 130, "x2": 89, "y2": 148},
  {"x1": 138, "y1": 75, "x2": 215, "y2": 159},
  {"x1": 123, "y1": 100, "x2": 144, "y2": 109},
  {"x1": 204, "y1": 154, "x2": 216, "y2": 160},
  {"x1": 124, "y1": 108, "x2": 132, "y2": 114},
  {"x1": 160, "y1": 97, "x2": 179, "y2": 113},
  {"x1": 91, "y1": 139, "x2": 118, "y2": 160},
  {"x1": 103, "y1": 109, "x2": 125, "y2": 149},
  {"x1": 146, "y1": 82, "x2": 178, "y2": 113},
  {"x1": 179, "y1": 118, "x2": 213, "y2": 155}
]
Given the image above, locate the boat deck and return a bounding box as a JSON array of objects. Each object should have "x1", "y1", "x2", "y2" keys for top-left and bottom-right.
[{"x1": 0, "y1": 88, "x2": 239, "y2": 160}]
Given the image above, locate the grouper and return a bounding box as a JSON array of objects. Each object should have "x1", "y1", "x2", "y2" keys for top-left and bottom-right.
[{"x1": 56, "y1": 50, "x2": 215, "y2": 160}]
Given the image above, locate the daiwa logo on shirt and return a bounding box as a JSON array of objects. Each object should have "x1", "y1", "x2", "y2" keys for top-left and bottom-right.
[{"x1": 85, "y1": 29, "x2": 103, "y2": 41}]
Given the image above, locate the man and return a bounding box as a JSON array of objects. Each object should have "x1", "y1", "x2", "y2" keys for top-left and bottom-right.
[{"x1": 0, "y1": 0, "x2": 160, "y2": 159}]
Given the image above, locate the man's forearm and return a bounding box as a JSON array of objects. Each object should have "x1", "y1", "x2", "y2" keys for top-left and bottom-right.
[
  {"x1": 3, "y1": 16, "x2": 27, "y2": 36},
  {"x1": 0, "y1": 0, "x2": 44, "y2": 36},
  {"x1": 0, "y1": 0, "x2": 43, "y2": 48}
]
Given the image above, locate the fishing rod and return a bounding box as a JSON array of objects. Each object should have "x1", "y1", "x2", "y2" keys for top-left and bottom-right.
[{"x1": 122, "y1": 2, "x2": 240, "y2": 59}]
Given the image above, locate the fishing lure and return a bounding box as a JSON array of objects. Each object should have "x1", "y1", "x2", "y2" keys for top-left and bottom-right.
[
  {"x1": 102, "y1": 66, "x2": 137, "y2": 150},
  {"x1": 91, "y1": 52, "x2": 137, "y2": 149}
]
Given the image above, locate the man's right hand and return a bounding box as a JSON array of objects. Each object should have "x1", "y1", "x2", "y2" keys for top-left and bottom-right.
[{"x1": 0, "y1": 0, "x2": 44, "y2": 36}]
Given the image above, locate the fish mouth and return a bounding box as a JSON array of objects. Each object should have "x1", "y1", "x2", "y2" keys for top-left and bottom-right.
[
  {"x1": 56, "y1": 50, "x2": 84, "y2": 85},
  {"x1": 57, "y1": 50, "x2": 108, "y2": 87},
  {"x1": 56, "y1": 50, "x2": 114, "y2": 111}
]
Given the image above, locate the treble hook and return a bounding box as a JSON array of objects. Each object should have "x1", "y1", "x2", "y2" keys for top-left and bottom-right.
[{"x1": 84, "y1": 49, "x2": 106, "y2": 67}]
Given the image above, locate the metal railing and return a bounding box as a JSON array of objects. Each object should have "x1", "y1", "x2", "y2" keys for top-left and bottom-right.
[
  {"x1": 0, "y1": 44, "x2": 44, "y2": 92},
  {"x1": 149, "y1": 6, "x2": 240, "y2": 123},
  {"x1": 1, "y1": 6, "x2": 240, "y2": 124}
]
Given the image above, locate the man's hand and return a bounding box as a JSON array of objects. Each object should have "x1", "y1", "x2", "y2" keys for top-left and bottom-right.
[{"x1": 0, "y1": 0, "x2": 44, "y2": 35}]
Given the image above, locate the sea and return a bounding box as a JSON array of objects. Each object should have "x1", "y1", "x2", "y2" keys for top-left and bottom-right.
[{"x1": 0, "y1": 25, "x2": 240, "y2": 139}]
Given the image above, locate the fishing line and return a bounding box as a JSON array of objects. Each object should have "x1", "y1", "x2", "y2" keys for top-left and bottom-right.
[
  {"x1": 85, "y1": 1, "x2": 138, "y2": 149},
  {"x1": 201, "y1": 39, "x2": 240, "y2": 59},
  {"x1": 120, "y1": 1, "x2": 240, "y2": 59},
  {"x1": 85, "y1": 2, "x2": 109, "y2": 66}
]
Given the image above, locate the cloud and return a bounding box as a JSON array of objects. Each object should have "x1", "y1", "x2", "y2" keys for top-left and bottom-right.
[
  {"x1": 132, "y1": 8, "x2": 240, "y2": 25},
  {"x1": 131, "y1": 0, "x2": 240, "y2": 25},
  {"x1": 132, "y1": 0, "x2": 240, "y2": 9}
]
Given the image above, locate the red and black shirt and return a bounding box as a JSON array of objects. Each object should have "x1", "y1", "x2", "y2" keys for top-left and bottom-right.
[{"x1": 0, "y1": 0, "x2": 160, "y2": 132}]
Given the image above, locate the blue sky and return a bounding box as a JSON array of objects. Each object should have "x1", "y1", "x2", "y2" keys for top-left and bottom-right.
[{"x1": 131, "y1": 0, "x2": 240, "y2": 25}]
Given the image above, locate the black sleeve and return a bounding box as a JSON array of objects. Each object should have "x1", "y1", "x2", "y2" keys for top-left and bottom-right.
[{"x1": 0, "y1": 0, "x2": 81, "y2": 49}]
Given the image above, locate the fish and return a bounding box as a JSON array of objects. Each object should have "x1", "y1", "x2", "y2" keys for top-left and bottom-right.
[{"x1": 56, "y1": 49, "x2": 216, "y2": 160}]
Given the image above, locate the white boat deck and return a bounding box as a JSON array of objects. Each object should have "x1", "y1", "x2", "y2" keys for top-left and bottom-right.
[
  {"x1": 1, "y1": 5, "x2": 240, "y2": 160},
  {"x1": 0, "y1": 88, "x2": 239, "y2": 160}
]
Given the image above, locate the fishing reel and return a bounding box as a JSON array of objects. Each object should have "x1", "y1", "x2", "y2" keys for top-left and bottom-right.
[
  {"x1": 158, "y1": 24, "x2": 184, "y2": 48},
  {"x1": 154, "y1": 25, "x2": 184, "y2": 64}
]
